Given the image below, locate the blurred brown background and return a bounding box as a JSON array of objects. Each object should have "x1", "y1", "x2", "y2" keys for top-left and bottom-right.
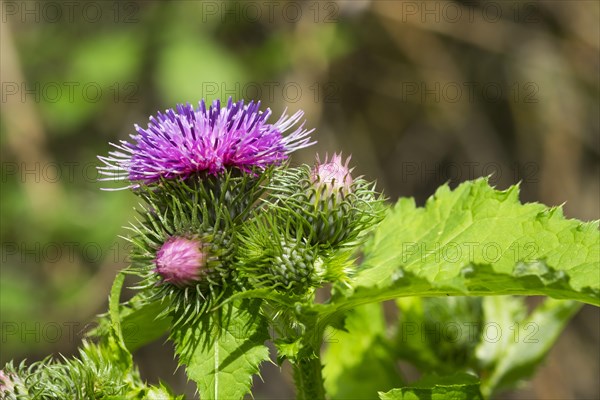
[{"x1": 1, "y1": 0, "x2": 598, "y2": 398}]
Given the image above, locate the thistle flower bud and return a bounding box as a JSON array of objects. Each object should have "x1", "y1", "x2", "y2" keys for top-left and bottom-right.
[
  {"x1": 154, "y1": 237, "x2": 207, "y2": 288},
  {"x1": 270, "y1": 154, "x2": 384, "y2": 251},
  {"x1": 269, "y1": 238, "x2": 318, "y2": 293},
  {"x1": 306, "y1": 153, "x2": 357, "y2": 245},
  {"x1": 311, "y1": 153, "x2": 353, "y2": 196},
  {"x1": 236, "y1": 213, "x2": 323, "y2": 295}
]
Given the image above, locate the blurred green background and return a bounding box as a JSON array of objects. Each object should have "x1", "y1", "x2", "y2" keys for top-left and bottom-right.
[{"x1": 1, "y1": 1, "x2": 598, "y2": 398}]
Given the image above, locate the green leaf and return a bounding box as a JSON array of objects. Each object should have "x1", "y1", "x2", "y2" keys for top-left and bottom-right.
[
  {"x1": 474, "y1": 296, "x2": 526, "y2": 371},
  {"x1": 379, "y1": 373, "x2": 483, "y2": 400},
  {"x1": 107, "y1": 272, "x2": 133, "y2": 367},
  {"x1": 109, "y1": 272, "x2": 130, "y2": 351},
  {"x1": 109, "y1": 272, "x2": 126, "y2": 337},
  {"x1": 394, "y1": 297, "x2": 483, "y2": 374},
  {"x1": 145, "y1": 381, "x2": 184, "y2": 400},
  {"x1": 87, "y1": 295, "x2": 170, "y2": 353},
  {"x1": 173, "y1": 300, "x2": 270, "y2": 400},
  {"x1": 323, "y1": 303, "x2": 401, "y2": 399},
  {"x1": 476, "y1": 297, "x2": 581, "y2": 397},
  {"x1": 120, "y1": 298, "x2": 171, "y2": 352},
  {"x1": 333, "y1": 178, "x2": 599, "y2": 311}
]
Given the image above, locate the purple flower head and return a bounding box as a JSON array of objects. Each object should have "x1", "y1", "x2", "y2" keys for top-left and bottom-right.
[
  {"x1": 99, "y1": 98, "x2": 314, "y2": 187},
  {"x1": 154, "y1": 236, "x2": 207, "y2": 288},
  {"x1": 311, "y1": 153, "x2": 353, "y2": 195}
]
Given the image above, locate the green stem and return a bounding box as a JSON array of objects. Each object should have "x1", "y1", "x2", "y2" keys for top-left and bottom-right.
[{"x1": 292, "y1": 355, "x2": 326, "y2": 400}]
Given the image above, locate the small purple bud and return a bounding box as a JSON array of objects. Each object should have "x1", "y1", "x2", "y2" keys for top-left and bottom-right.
[
  {"x1": 311, "y1": 153, "x2": 353, "y2": 195},
  {"x1": 154, "y1": 237, "x2": 207, "y2": 288}
]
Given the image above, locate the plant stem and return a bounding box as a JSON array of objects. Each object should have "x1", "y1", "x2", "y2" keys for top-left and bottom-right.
[{"x1": 292, "y1": 355, "x2": 326, "y2": 400}]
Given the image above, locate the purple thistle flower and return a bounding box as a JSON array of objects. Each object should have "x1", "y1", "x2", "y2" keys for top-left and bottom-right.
[
  {"x1": 311, "y1": 153, "x2": 353, "y2": 195},
  {"x1": 98, "y1": 98, "x2": 314, "y2": 187},
  {"x1": 154, "y1": 237, "x2": 207, "y2": 288}
]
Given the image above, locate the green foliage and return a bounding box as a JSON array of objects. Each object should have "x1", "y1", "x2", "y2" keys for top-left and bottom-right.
[
  {"x1": 320, "y1": 294, "x2": 580, "y2": 399},
  {"x1": 326, "y1": 178, "x2": 599, "y2": 313},
  {"x1": 394, "y1": 297, "x2": 483, "y2": 374},
  {"x1": 314, "y1": 178, "x2": 597, "y2": 400},
  {"x1": 379, "y1": 373, "x2": 483, "y2": 400},
  {"x1": 101, "y1": 272, "x2": 136, "y2": 392},
  {"x1": 1, "y1": 273, "x2": 175, "y2": 398},
  {"x1": 172, "y1": 299, "x2": 270, "y2": 400},
  {"x1": 88, "y1": 290, "x2": 171, "y2": 353},
  {"x1": 0, "y1": 341, "x2": 177, "y2": 399},
  {"x1": 118, "y1": 296, "x2": 171, "y2": 353},
  {"x1": 292, "y1": 356, "x2": 327, "y2": 400},
  {"x1": 476, "y1": 297, "x2": 581, "y2": 397},
  {"x1": 42, "y1": 30, "x2": 142, "y2": 132},
  {"x1": 323, "y1": 303, "x2": 401, "y2": 399}
]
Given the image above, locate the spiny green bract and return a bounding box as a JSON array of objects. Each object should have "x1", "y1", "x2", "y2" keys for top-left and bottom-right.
[{"x1": 0, "y1": 342, "x2": 180, "y2": 399}]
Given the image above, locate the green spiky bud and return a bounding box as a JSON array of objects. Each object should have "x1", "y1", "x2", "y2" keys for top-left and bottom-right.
[
  {"x1": 237, "y1": 215, "x2": 323, "y2": 295},
  {"x1": 307, "y1": 153, "x2": 356, "y2": 245},
  {"x1": 265, "y1": 237, "x2": 320, "y2": 293},
  {"x1": 270, "y1": 155, "x2": 385, "y2": 249}
]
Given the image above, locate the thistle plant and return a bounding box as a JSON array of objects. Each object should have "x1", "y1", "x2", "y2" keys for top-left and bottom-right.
[{"x1": 3, "y1": 98, "x2": 599, "y2": 400}]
